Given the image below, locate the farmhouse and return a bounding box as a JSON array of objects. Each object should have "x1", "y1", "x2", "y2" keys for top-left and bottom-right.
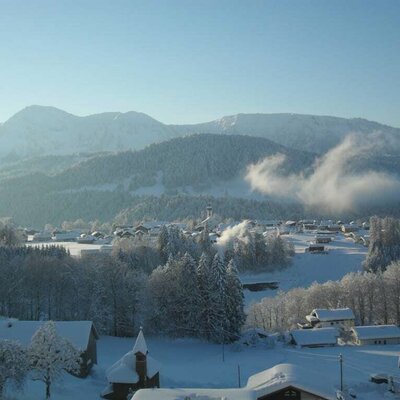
[
  {"x1": 134, "y1": 225, "x2": 150, "y2": 235},
  {"x1": 290, "y1": 328, "x2": 339, "y2": 348},
  {"x1": 0, "y1": 320, "x2": 98, "y2": 377},
  {"x1": 31, "y1": 231, "x2": 52, "y2": 241},
  {"x1": 315, "y1": 235, "x2": 332, "y2": 244},
  {"x1": 102, "y1": 328, "x2": 160, "y2": 400},
  {"x1": 303, "y1": 222, "x2": 318, "y2": 231},
  {"x1": 132, "y1": 363, "x2": 334, "y2": 400},
  {"x1": 305, "y1": 244, "x2": 325, "y2": 253},
  {"x1": 351, "y1": 325, "x2": 400, "y2": 345},
  {"x1": 305, "y1": 308, "x2": 355, "y2": 329},
  {"x1": 52, "y1": 229, "x2": 80, "y2": 241}
]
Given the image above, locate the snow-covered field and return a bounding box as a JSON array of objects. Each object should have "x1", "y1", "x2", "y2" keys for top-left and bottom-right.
[
  {"x1": 10, "y1": 335, "x2": 400, "y2": 400},
  {"x1": 242, "y1": 230, "x2": 367, "y2": 305},
  {"x1": 26, "y1": 241, "x2": 109, "y2": 257}
]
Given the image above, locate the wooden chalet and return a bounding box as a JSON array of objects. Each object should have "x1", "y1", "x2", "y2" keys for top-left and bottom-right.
[
  {"x1": 315, "y1": 235, "x2": 332, "y2": 244},
  {"x1": 305, "y1": 244, "x2": 326, "y2": 253},
  {"x1": 135, "y1": 225, "x2": 150, "y2": 235},
  {"x1": 102, "y1": 328, "x2": 160, "y2": 400},
  {"x1": 305, "y1": 308, "x2": 355, "y2": 329}
]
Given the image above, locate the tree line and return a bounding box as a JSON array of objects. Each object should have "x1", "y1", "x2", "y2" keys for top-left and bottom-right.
[
  {"x1": 363, "y1": 216, "x2": 400, "y2": 272},
  {"x1": 247, "y1": 261, "x2": 400, "y2": 332},
  {"x1": 0, "y1": 220, "x2": 295, "y2": 340}
]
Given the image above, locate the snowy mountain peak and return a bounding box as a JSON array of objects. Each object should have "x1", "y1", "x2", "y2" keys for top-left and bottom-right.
[
  {"x1": 1, "y1": 106, "x2": 399, "y2": 159},
  {"x1": 0, "y1": 106, "x2": 177, "y2": 158},
  {"x1": 5, "y1": 105, "x2": 74, "y2": 124}
]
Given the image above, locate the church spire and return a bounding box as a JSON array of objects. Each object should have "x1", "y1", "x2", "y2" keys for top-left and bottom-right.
[{"x1": 133, "y1": 326, "x2": 148, "y2": 355}]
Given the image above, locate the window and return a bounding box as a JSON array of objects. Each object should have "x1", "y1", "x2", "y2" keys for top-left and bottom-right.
[{"x1": 284, "y1": 389, "x2": 298, "y2": 397}]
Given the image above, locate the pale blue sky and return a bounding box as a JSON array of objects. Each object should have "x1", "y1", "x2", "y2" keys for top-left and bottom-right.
[{"x1": 0, "y1": 0, "x2": 399, "y2": 126}]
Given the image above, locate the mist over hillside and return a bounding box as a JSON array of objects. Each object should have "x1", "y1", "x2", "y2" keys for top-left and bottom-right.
[
  {"x1": 0, "y1": 133, "x2": 400, "y2": 227},
  {"x1": 0, "y1": 134, "x2": 312, "y2": 226}
]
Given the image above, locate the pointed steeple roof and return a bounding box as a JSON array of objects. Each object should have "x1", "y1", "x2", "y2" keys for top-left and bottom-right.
[{"x1": 133, "y1": 326, "x2": 148, "y2": 355}]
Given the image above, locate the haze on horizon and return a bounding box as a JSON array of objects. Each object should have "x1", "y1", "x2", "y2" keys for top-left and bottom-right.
[{"x1": 1, "y1": 0, "x2": 399, "y2": 127}]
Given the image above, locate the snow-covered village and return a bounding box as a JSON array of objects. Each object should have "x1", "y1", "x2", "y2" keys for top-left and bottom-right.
[
  {"x1": 1, "y1": 211, "x2": 400, "y2": 400},
  {"x1": 1, "y1": 1, "x2": 400, "y2": 400}
]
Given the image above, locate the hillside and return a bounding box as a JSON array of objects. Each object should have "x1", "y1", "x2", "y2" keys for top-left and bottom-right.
[
  {"x1": 1, "y1": 133, "x2": 400, "y2": 227},
  {"x1": 0, "y1": 134, "x2": 312, "y2": 226}
]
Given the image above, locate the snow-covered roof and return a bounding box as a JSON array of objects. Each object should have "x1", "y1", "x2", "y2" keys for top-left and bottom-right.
[
  {"x1": 132, "y1": 363, "x2": 335, "y2": 400},
  {"x1": 106, "y1": 351, "x2": 140, "y2": 384},
  {"x1": 147, "y1": 355, "x2": 161, "y2": 378},
  {"x1": 131, "y1": 388, "x2": 255, "y2": 400},
  {"x1": 0, "y1": 320, "x2": 97, "y2": 350},
  {"x1": 141, "y1": 221, "x2": 168, "y2": 230},
  {"x1": 308, "y1": 308, "x2": 355, "y2": 322},
  {"x1": 133, "y1": 328, "x2": 148, "y2": 355},
  {"x1": 352, "y1": 325, "x2": 400, "y2": 340},
  {"x1": 247, "y1": 363, "x2": 335, "y2": 400},
  {"x1": 106, "y1": 352, "x2": 160, "y2": 384},
  {"x1": 290, "y1": 328, "x2": 339, "y2": 346},
  {"x1": 107, "y1": 329, "x2": 160, "y2": 384}
]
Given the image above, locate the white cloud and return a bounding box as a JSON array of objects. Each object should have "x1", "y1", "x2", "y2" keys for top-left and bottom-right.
[
  {"x1": 215, "y1": 220, "x2": 251, "y2": 255},
  {"x1": 245, "y1": 134, "x2": 400, "y2": 213}
]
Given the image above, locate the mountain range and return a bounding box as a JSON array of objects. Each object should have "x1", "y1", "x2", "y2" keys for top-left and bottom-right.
[{"x1": 1, "y1": 106, "x2": 399, "y2": 160}]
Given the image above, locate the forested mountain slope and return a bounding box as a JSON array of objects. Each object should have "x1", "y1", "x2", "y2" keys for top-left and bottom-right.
[
  {"x1": 0, "y1": 134, "x2": 312, "y2": 226},
  {"x1": 0, "y1": 133, "x2": 399, "y2": 227}
]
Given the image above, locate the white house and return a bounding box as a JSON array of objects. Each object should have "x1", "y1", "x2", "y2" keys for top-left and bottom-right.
[
  {"x1": 305, "y1": 308, "x2": 355, "y2": 329},
  {"x1": 52, "y1": 230, "x2": 81, "y2": 241},
  {"x1": 351, "y1": 325, "x2": 400, "y2": 345},
  {"x1": 290, "y1": 328, "x2": 339, "y2": 348}
]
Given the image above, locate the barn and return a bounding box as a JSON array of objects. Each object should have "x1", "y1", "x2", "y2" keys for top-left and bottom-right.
[{"x1": 289, "y1": 328, "x2": 339, "y2": 348}]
